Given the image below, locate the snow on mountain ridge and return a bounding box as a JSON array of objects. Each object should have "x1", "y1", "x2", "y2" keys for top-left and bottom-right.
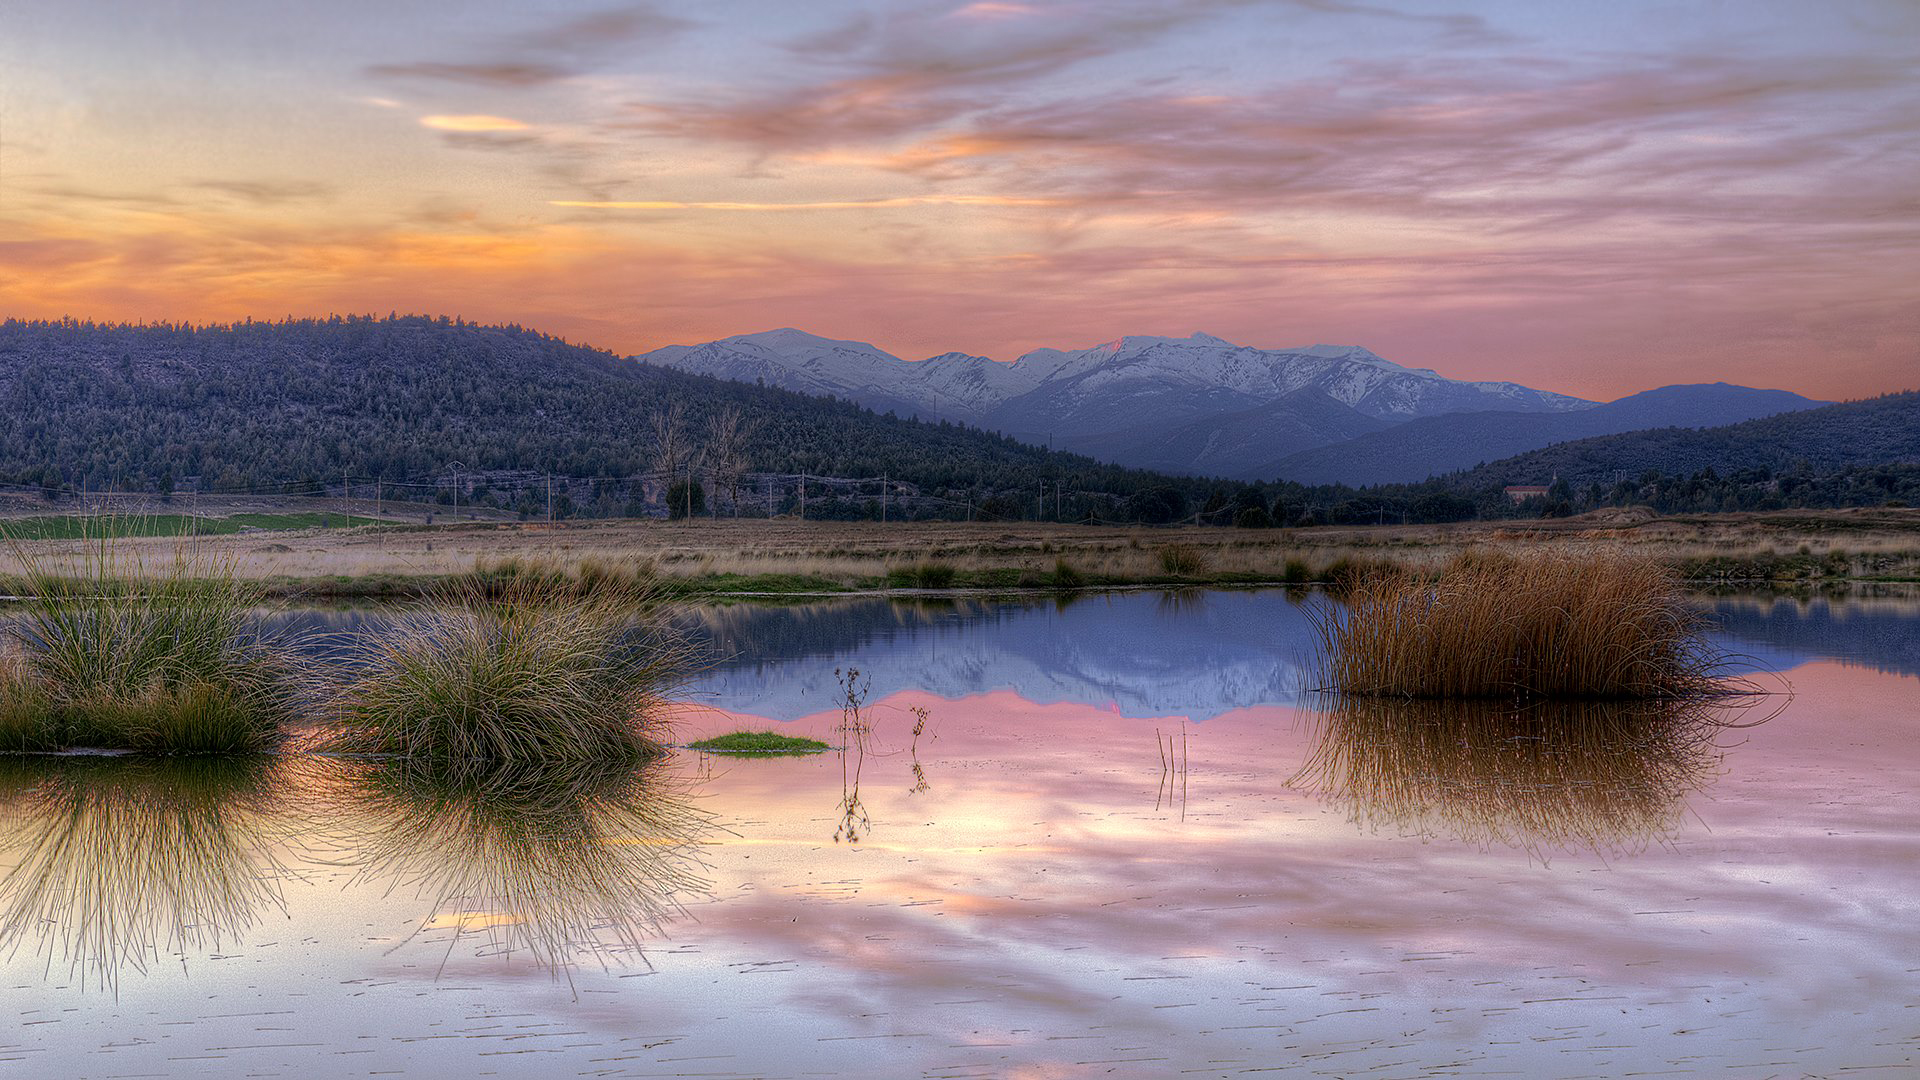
[{"x1": 633, "y1": 328, "x2": 1592, "y2": 470}]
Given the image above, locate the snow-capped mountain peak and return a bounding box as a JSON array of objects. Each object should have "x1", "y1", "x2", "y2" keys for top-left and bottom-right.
[{"x1": 633, "y1": 327, "x2": 1593, "y2": 475}]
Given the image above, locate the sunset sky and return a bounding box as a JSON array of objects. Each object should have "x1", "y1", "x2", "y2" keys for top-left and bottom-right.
[{"x1": 3, "y1": 0, "x2": 1915, "y2": 400}]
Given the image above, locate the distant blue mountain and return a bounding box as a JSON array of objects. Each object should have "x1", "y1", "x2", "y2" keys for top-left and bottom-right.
[{"x1": 1272, "y1": 383, "x2": 1825, "y2": 485}]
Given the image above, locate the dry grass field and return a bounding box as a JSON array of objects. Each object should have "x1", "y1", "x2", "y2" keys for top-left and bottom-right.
[{"x1": 4, "y1": 503, "x2": 1919, "y2": 596}]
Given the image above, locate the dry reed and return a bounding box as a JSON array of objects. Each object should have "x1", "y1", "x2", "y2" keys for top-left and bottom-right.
[{"x1": 1311, "y1": 549, "x2": 1728, "y2": 699}]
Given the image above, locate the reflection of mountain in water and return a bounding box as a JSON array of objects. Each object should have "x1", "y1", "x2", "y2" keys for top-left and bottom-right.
[
  {"x1": 1707, "y1": 591, "x2": 1920, "y2": 679},
  {"x1": 678, "y1": 591, "x2": 1319, "y2": 722}
]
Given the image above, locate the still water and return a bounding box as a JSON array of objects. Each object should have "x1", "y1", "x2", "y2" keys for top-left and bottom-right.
[{"x1": 1, "y1": 590, "x2": 1915, "y2": 1078}]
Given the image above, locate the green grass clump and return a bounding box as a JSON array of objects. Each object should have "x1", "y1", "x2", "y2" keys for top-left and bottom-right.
[
  {"x1": 907, "y1": 561, "x2": 958, "y2": 589},
  {"x1": 1158, "y1": 543, "x2": 1207, "y2": 576},
  {"x1": 1050, "y1": 557, "x2": 1086, "y2": 589},
  {"x1": 1280, "y1": 558, "x2": 1312, "y2": 585},
  {"x1": 1, "y1": 524, "x2": 300, "y2": 753},
  {"x1": 1311, "y1": 549, "x2": 1729, "y2": 700},
  {"x1": 320, "y1": 577, "x2": 688, "y2": 774},
  {"x1": 464, "y1": 555, "x2": 658, "y2": 600},
  {"x1": 689, "y1": 730, "x2": 829, "y2": 756}
]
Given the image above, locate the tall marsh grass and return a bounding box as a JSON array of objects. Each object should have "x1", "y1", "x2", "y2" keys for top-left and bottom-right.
[
  {"x1": 321, "y1": 577, "x2": 688, "y2": 772},
  {"x1": 1312, "y1": 549, "x2": 1728, "y2": 699},
  {"x1": 1, "y1": 524, "x2": 300, "y2": 752}
]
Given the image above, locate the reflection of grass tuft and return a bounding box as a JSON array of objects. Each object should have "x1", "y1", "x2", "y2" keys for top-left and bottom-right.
[
  {"x1": 325, "y1": 757, "x2": 710, "y2": 978},
  {"x1": 1290, "y1": 695, "x2": 1741, "y2": 856},
  {"x1": 689, "y1": 730, "x2": 829, "y2": 755},
  {"x1": 0, "y1": 755, "x2": 291, "y2": 992}
]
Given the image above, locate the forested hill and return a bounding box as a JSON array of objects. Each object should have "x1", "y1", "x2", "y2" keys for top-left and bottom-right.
[
  {"x1": 0, "y1": 317, "x2": 1208, "y2": 519},
  {"x1": 1446, "y1": 391, "x2": 1920, "y2": 489}
]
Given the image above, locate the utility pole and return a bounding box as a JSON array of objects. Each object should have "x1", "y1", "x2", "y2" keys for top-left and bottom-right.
[
  {"x1": 881, "y1": 475, "x2": 887, "y2": 523},
  {"x1": 799, "y1": 473, "x2": 805, "y2": 521},
  {"x1": 342, "y1": 467, "x2": 349, "y2": 525},
  {"x1": 547, "y1": 473, "x2": 554, "y2": 524},
  {"x1": 1038, "y1": 480, "x2": 1045, "y2": 522},
  {"x1": 767, "y1": 477, "x2": 773, "y2": 518},
  {"x1": 685, "y1": 462, "x2": 693, "y2": 520}
]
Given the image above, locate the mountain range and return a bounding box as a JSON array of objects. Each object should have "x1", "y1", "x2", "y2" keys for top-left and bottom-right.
[
  {"x1": 0, "y1": 317, "x2": 1203, "y2": 518},
  {"x1": 635, "y1": 329, "x2": 1823, "y2": 483},
  {"x1": 1440, "y1": 390, "x2": 1920, "y2": 490}
]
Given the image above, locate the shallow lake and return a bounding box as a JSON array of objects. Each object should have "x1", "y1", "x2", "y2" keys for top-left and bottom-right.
[{"x1": 2, "y1": 589, "x2": 1916, "y2": 1078}]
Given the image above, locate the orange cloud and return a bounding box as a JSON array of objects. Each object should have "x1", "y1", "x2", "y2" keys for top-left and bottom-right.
[
  {"x1": 549, "y1": 194, "x2": 1061, "y2": 211},
  {"x1": 419, "y1": 114, "x2": 530, "y2": 132},
  {"x1": 949, "y1": 2, "x2": 1042, "y2": 18}
]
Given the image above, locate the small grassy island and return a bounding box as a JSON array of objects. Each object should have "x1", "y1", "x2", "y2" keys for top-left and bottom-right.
[{"x1": 688, "y1": 731, "x2": 830, "y2": 756}]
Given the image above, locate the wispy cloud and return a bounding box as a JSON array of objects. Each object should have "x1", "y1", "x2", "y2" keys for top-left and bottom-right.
[
  {"x1": 369, "y1": 4, "x2": 695, "y2": 88},
  {"x1": 420, "y1": 114, "x2": 531, "y2": 132},
  {"x1": 551, "y1": 195, "x2": 1062, "y2": 211}
]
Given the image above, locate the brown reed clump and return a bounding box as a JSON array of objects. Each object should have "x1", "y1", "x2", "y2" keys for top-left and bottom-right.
[
  {"x1": 1311, "y1": 548, "x2": 1728, "y2": 699},
  {"x1": 1158, "y1": 543, "x2": 1208, "y2": 576}
]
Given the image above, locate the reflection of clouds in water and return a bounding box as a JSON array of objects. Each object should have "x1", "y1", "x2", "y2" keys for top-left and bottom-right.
[
  {"x1": 678, "y1": 591, "x2": 1319, "y2": 722},
  {"x1": 318, "y1": 758, "x2": 712, "y2": 983},
  {"x1": 0, "y1": 756, "x2": 295, "y2": 993}
]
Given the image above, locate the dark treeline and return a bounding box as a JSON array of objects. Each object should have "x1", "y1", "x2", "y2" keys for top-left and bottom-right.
[
  {"x1": 0, "y1": 316, "x2": 1225, "y2": 523},
  {"x1": 1, "y1": 317, "x2": 1913, "y2": 526}
]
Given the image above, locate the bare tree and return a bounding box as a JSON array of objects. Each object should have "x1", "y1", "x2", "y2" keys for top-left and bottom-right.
[
  {"x1": 704, "y1": 405, "x2": 755, "y2": 517},
  {"x1": 649, "y1": 401, "x2": 697, "y2": 514}
]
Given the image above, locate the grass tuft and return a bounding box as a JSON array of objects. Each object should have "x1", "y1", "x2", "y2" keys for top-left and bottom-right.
[
  {"x1": 1158, "y1": 543, "x2": 1207, "y2": 576},
  {"x1": 1050, "y1": 558, "x2": 1086, "y2": 589},
  {"x1": 906, "y1": 561, "x2": 958, "y2": 589},
  {"x1": 319, "y1": 575, "x2": 688, "y2": 774},
  {"x1": 688, "y1": 730, "x2": 830, "y2": 756},
  {"x1": 1311, "y1": 548, "x2": 1731, "y2": 700},
  {"x1": 0, "y1": 520, "x2": 300, "y2": 753}
]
